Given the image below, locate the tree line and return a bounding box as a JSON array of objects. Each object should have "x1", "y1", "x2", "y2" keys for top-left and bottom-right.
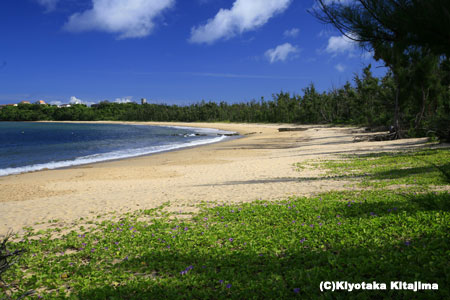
[
  {"x1": 1, "y1": 64, "x2": 449, "y2": 140},
  {"x1": 312, "y1": 0, "x2": 450, "y2": 140}
]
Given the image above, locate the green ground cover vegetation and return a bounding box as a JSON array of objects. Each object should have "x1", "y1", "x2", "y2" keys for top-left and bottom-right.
[
  {"x1": 298, "y1": 148, "x2": 450, "y2": 188},
  {"x1": 1, "y1": 148, "x2": 449, "y2": 299}
]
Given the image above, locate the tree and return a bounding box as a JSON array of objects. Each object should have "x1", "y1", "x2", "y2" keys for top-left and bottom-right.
[
  {"x1": 313, "y1": 0, "x2": 450, "y2": 138},
  {"x1": 313, "y1": 0, "x2": 450, "y2": 57}
]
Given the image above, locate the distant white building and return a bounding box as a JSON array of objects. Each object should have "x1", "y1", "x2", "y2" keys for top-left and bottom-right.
[
  {"x1": 141, "y1": 98, "x2": 147, "y2": 105},
  {"x1": 35, "y1": 100, "x2": 46, "y2": 105}
]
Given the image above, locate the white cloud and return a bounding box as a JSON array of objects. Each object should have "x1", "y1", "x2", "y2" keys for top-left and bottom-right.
[
  {"x1": 64, "y1": 0, "x2": 175, "y2": 39},
  {"x1": 69, "y1": 96, "x2": 95, "y2": 106},
  {"x1": 190, "y1": 0, "x2": 292, "y2": 44},
  {"x1": 326, "y1": 34, "x2": 357, "y2": 56},
  {"x1": 114, "y1": 97, "x2": 133, "y2": 104},
  {"x1": 362, "y1": 50, "x2": 374, "y2": 60},
  {"x1": 335, "y1": 63, "x2": 346, "y2": 72},
  {"x1": 69, "y1": 96, "x2": 83, "y2": 105},
  {"x1": 50, "y1": 100, "x2": 62, "y2": 106},
  {"x1": 283, "y1": 28, "x2": 299, "y2": 38},
  {"x1": 36, "y1": 0, "x2": 59, "y2": 11},
  {"x1": 265, "y1": 43, "x2": 299, "y2": 63}
]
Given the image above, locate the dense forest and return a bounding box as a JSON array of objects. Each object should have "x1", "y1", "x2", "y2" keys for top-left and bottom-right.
[{"x1": 1, "y1": 64, "x2": 449, "y2": 141}]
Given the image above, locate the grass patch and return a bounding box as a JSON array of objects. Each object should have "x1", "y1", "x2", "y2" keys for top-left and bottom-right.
[
  {"x1": 297, "y1": 148, "x2": 450, "y2": 188},
  {"x1": 1, "y1": 190, "x2": 449, "y2": 299}
]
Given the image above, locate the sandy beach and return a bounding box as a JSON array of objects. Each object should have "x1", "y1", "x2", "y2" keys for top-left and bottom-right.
[{"x1": 0, "y1": 122, "x2": 432, "y2": 236}]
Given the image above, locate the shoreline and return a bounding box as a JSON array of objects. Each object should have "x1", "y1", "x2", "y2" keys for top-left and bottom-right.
[
  {"x1": 0, "y1": 121, "x2": 241, "y2": 177},
  {"x1": 0, "y1": 122, "x2": 433, "y2": 235}
]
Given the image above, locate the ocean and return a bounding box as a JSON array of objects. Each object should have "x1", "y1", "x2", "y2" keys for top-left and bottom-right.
[{"x1": 0, "y1": 122, "x2": 233, "y2": 176}]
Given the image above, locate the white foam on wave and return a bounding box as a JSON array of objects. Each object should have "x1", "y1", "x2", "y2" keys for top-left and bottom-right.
[{"x1": 0, "y1": 134, "x2": 228, "y2": 177}]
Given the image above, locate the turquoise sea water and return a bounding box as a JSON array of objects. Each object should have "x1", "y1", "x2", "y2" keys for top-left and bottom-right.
[{"x1": 0, "y1": 122, "x2": 231, "y2": 176}]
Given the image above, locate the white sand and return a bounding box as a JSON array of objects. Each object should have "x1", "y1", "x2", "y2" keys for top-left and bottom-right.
[{"x1": 0, "y1": 122, "x2": 433, "y2": 235}]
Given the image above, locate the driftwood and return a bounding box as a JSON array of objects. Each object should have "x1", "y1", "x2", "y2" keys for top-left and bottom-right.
[
  {"x1": 278, "y1": 128, "x2": 308, "y2": 132},
  {"x1": 353, "y1": 132, "x2": 397, "y2": 142},
  {"x1": 220, "y1": 133, "x2": 239, "y2": 136}
]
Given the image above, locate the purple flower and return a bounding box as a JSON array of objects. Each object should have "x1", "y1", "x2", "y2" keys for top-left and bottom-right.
[
  {"x1": 293, "y1": 288, "x2": 300, "y2": 293},
  {"x1": 319, "y1": 223, "x2": 323, "y2": 226},
  {"x1": 292, "y1": 220, "x2": 296, "y2": 223},
  {"x1": 226, "y1": 284, "x2": 232, "y2": 289},
  {"x1": 243, "y1": 242, "x2": 247, "y2": 245},
  {"x1": 82, "y1": 243, "x2": 87, "y2": 246},
  {"x1": 317, "y1": 216, "x2": 321, "y2": 219},
  {"x1": 204, "y1": 217, "x2": 208, "y2": 221},
  {"x1": 309, "y1": 224, "x2": 314, "y2": 228},
  {"x1": 231, "y1": 210, "x2": 235, "y2": 213},
  {"x1": 337, "y1": 222, "x2": 342, "y2": 225},
  {"x1": 184, "y1": 227, "x2": 188, "y2": 231},
  {"x1": 336, "y1": 215, "x2": 340, "y2": 218},
  {"x1": 405, "y1": 241, "x2": 411, "y2": 246},
  {"x1": 91, "y1": 248, "x2": 95, "y2": 253},
  {"x1": 300, "y1": 238, "x2": 306, "y2": 243},
  {"x1": 180, "y1": 270, "x2": 186, "y2": 275},
  {"x1": 229, "y1": 238, "x2": 234, "y2": 242},
  {"x1": 219, "y1": 280, "x2": 224, "y2": 284},
  {"x1": 115, "y1": 242, "x2": 119, "y2": 245},
  {"x1": 104, "y1": 247, "x2": 108, "y2": 250},
  {"x1": 301, "y1": 223, "x2": 305, "y2": 226},
  {"x1": 370, "y1": 212, "x2": 375, "y2": 216}
]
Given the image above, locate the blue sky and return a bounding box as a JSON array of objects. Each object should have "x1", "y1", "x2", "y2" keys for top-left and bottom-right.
[{"x1": 0, "y1": 0, "x2": 386, "y2": 106}]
